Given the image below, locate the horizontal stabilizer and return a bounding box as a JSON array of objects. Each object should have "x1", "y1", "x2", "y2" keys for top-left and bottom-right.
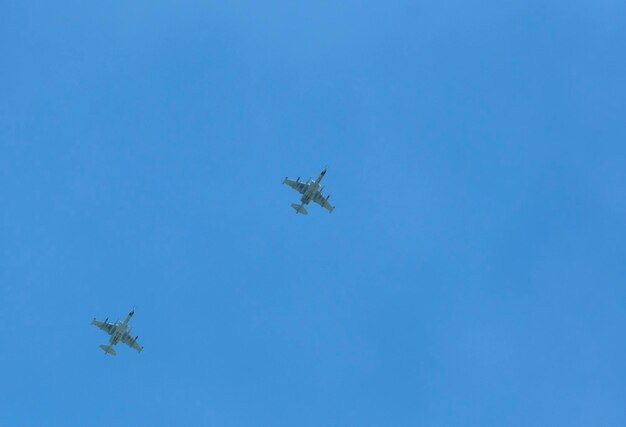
[
  {"x1": 290, "y1": 203, "x2": 308, "y2": 215},
  {"x1": 99, "y1": 344, "x2": 117, "y2": 356}
]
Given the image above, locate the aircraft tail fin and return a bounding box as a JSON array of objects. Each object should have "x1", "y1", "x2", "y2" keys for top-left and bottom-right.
[
  {"x1": 99, "y1": 344, "x2": 117, "y2": 356},
  {"x1": 290, "y1": 203, "x2": 308, "y2": 215}
]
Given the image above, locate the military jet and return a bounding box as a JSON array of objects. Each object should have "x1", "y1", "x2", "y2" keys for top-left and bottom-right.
[
  {"x1": 283, "y1": 167, "x2": 335, "y2": 215},
  {"x1": 91, "y1": 308, "x2": 143, "y2": 356}
]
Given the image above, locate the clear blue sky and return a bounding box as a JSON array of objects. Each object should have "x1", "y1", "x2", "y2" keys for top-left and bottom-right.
[{"x1": 1, "y1": 1, "x2": 625, "y2": 426}]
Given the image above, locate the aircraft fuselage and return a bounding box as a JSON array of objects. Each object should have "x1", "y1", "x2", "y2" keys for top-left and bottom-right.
[
  {"x1": 301, "y1": 168, "x2": 326, "y2": 204},
  {"x1": 108, "y1": 311, "x2": 134, "y2": 345}
]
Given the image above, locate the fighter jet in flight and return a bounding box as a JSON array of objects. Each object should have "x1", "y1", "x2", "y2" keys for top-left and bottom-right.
[
  {"x1": 283, "y1": 167, "x2": 335, "y2": 215},
  {"x1": 91, "y1": 308, "x2": 143, "y2": 356}
]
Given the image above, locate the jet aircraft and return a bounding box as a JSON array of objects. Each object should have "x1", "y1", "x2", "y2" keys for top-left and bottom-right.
[
  {"x1": 283, "y1": 167, "x2": 335, "y2": 215},
  {"x1": 91, "y1": 308, "x2": 143, "y2": 356}
]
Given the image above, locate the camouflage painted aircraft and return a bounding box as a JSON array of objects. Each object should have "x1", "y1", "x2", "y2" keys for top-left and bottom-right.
[
  {"x1": 91, "y1": 308, "x2": 143, "y2": 356},
  {"x1": 283, "y1": 167, "x2": 335, "y2": 215}
]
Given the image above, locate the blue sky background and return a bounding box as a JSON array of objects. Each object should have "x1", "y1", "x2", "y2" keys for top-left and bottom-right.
[{"x1": 1, "y1": 1, "x2": 625, "y2": 425}]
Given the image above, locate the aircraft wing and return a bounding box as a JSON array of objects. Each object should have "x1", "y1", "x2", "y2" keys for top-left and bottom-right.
[
  {"x1": 122, "y1": 334, "x2": 143, "y2": 353},
  {"x1": 313, "y1": 192, "x2": 335, "y2": 213},
  {"x1": 283, "y1": 178, "x2": 309, "y2": 194},
  {"x1": 91, "y1": 318, "x2": 115, "y2": 335}
]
